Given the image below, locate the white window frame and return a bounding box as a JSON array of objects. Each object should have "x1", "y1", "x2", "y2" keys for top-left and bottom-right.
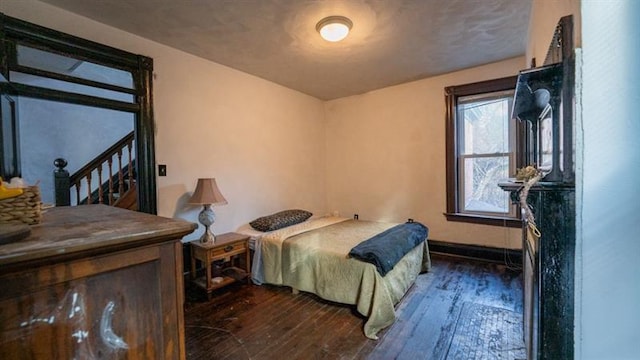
[{"x1": 456, "y1": 90, "x2": 516, "y2": 218}]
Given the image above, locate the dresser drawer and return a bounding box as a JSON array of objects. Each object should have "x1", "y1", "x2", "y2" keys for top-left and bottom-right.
[
  {"x1": 189, "y1": 233, "x2": 251, "y2": 297},
  {"x1": 211, "y1": 240, "x2": 246, "y2": 258}
]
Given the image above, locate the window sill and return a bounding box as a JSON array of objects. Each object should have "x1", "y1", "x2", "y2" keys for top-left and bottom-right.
[{"x1": 444, "y1": 212, "x2": 522, "y2": 228}]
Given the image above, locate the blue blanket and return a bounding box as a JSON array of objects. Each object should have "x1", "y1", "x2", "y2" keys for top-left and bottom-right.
[{"x1": 348, "y1": 222, "x2": 429, "y2": 276}]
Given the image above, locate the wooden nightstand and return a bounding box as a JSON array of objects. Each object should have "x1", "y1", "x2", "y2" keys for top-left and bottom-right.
[{"x1": 190, "y1": 232, "x2": 251, "y2": 299}]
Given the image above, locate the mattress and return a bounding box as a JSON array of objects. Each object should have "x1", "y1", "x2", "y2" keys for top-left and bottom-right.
[{"x1": 239, "y1": 217, "x2": 430, "y2": 339}]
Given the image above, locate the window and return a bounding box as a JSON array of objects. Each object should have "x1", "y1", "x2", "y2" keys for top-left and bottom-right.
[{"x1": 445, "y1": 76, "x2": 521, "y2": 227}]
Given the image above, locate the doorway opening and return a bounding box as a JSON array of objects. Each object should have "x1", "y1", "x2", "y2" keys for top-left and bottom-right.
[{"x1": 0, "y1": 13, "x2": 157, "y2": 213}]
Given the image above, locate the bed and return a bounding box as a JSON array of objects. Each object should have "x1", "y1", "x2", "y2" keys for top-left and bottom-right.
[{"x1": 239, "y1": 216, "x2": 430, "y2": 339}]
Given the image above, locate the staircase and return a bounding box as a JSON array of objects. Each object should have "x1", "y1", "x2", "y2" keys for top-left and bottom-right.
[
  {"x1": 54, "y1": 131, "x2": 137, "y2": 210},
  {"x1": 113, "y1": 181, "x2": 137, "y2": 211}
]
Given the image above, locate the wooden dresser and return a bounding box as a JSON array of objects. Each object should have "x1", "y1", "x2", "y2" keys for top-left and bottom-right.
[{"x1": 0, "y1": 205, "x2": 196, "y2": 359}]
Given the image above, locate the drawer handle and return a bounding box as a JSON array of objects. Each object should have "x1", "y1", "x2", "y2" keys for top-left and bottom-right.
[
  {"x1": 100, "y1": 301, "x2": 129, "y2": 350},
  {"x1": 224, "y1": 245, "x2": 234, "y2": 252}
]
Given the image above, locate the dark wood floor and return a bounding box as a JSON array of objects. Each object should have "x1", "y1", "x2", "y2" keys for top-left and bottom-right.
[{"x1": 184, "y1": 254, "x2": 523, "y2": 359}]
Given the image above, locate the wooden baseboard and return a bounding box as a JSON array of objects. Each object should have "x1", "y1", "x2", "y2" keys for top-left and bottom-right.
[{"x1": 428, "y1": 239, "x2": 522, "y2": 266}]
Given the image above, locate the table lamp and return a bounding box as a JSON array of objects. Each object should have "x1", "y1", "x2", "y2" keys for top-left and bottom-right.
[{"x1": 188, "y1": 178, "x2": 227, "y2": 243}]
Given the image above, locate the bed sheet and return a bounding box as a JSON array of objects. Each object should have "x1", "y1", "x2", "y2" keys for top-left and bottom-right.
[
  {"x1": 238, "y1": 216, "x2": 349, "y2": 285},
  {"x1": 252, "y1": 218, "x2": 430, "y2": 339}
]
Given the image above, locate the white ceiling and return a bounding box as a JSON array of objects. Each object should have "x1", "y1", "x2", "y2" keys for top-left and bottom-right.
[{"x1": 40, "y1": 0, "x2": 532, "y2": 100}]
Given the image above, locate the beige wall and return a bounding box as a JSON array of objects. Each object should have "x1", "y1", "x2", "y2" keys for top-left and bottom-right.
[
  {"x1": 2, "y1": 0, "x2": 533, "y2": 249},
  {"x1": 0, "y1": 0, "x2": 327, "y2": 241},
  {"x1": 526, "y1": 0, "x2": 581, "y2": 66},
  {"x1": 324, "y1": 57, "x2": 525, "y2": 249}
]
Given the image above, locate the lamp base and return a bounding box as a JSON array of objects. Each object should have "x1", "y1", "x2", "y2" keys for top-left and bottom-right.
[
  {"x1": 197, "y1": 204, "x2": 217, "y2": 244},
  {"x1": 199, "y1": 227, "x2": 216, "y2": 244}
]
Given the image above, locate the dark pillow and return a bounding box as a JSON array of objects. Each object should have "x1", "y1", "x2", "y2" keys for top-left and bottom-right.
[{"x1": 249, "y1": 209, "x2": 312, "y2": 232}]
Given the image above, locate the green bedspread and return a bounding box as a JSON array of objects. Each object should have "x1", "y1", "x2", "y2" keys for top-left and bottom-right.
[{"x1": 259, "y1": 218, "x2": 431, "y2": 339}]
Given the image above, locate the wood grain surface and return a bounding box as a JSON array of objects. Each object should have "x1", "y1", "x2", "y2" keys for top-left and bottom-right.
[
  {"x1": 0, "y1": 205, "x2": 196, "y2": 359},
  {"x1": 184, "y1": 254, "x2": 523, "y2": 359},
  {"x1": 0, "y1": 204, "x2": 196, "y2": 272}
]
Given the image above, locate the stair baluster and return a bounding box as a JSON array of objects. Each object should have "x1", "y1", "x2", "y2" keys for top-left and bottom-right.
[
  {"x1": 85, "y1": 173, "x2": 92, "y2": 205},
  {"x1": 108, "y1": 158, "x2": 114, "y2": 205},
  {"x1": 53, "y1": 131, "x2": 135, "y2": 207},
  {"x1": 117, "y1": 149, "x2": 124, "y2": 197},
  {"x1": 127, "y1": 142, "x2": 133, "y2": 187},
  {"x1": 74, "y1": 180, "x2": 81, "y2": 205},
  {"x1": 97, "y1": 165, "x2": 103, "y2": 204}
]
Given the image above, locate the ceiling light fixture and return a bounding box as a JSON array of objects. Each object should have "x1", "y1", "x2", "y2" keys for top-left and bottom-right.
[{"x1": 316, "y1": 16, "x2": 353, "y2": 42}]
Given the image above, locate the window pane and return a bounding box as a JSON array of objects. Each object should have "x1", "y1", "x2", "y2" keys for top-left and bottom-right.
[
  {"x1": 10, "y1": 71, "x2": 135, "y2": 103},
  {"x1": 459, "y1": 94, "x2": 512, "y2": 155},
  {"x1": 16, "y1": 45, "x2": 134, "y2": 89},
  {"x1": 462, "y1": 156, "x2": 510, "y2": 214}
]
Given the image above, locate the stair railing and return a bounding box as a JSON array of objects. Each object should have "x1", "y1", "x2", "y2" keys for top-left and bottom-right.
[{"x1": 54, "y1": 131, "x2": 135, "y2": 206}]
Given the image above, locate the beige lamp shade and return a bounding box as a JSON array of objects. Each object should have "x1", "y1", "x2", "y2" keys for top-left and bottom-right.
[{"x1": 188, "y1": 178, "x2": 228, "y2": 205}]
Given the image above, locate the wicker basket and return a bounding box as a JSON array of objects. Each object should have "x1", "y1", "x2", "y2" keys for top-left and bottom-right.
[{"x1": 0, "y1": 186, "x2": 42, "y2": 225}]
